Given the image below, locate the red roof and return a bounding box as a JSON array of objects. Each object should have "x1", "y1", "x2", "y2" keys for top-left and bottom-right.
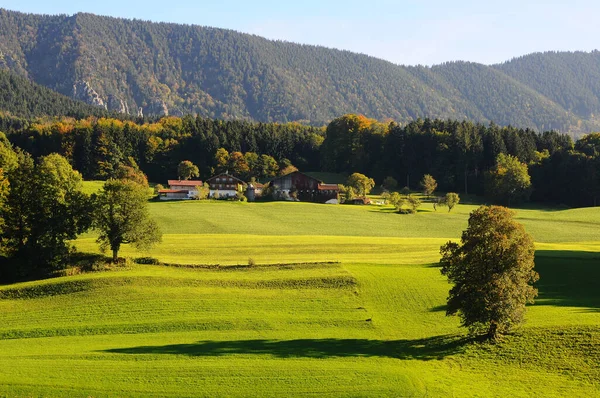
[
  {"x1": 168, "y1": 180, "x2": 202, "y2": 187},
  {"x1": 159, "y1": 189, "x2": 189, "y2": 194},
  {"x1": 318, "y1": 184, "x2": 339, "y2": 191}
]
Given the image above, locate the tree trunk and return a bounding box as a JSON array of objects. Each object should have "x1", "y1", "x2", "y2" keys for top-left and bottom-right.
[
  {"x1": 487, "y1": 321, "x2": 498, "y2": 340},
  {"x1": 112, "y1": 248, "x2": 119, "y2": 263},
  {"x1": 464, "y1": 169, "x2": 468, "y2": 195}
]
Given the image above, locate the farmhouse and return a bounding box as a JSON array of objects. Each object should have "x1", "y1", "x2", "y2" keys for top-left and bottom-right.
[
  {"x1": 267, "y1": 171, "x2": 339, "y2": 203},
  {"x1": 158, "y1": 180, "x2": 202, "y2": 200},
  {"x1": 205, "y1": 172, "x2": 247, "y2": 198}
]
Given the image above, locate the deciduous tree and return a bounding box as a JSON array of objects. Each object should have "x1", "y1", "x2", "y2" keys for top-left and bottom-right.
[
  {"x1": 177, "y1": 160, "x2": 199, "y2": 180},
  {"x1": 347, "y1": 173, "x2": 375, "y2": 197},
  {"x1": 420, "y1": 174, "x2": 438, "y2": 198},
  {"x1": 2, "y1": 153, "x2": 92, "y2": 274},
  {"x1": 443, "y1": 192, "x2": 460, "y2": 212},
  {"x1": 439, "y1": 205, "x2": 538, "y2": 340},
  {"x1": 214, "y1": 148, "x2": 229, "y2": 174},
  {"x1": 93, "y1": 179, "x2": 162, "y2": 262},
  {"x1": 486, "y1": 154, "x2": 532, "y2": 205}
]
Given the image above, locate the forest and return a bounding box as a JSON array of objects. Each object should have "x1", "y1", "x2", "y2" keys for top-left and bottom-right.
[
  {"x1": 2, "y1": 113, "x2": 598, "y2": 208},
  {"x1": 2, "y1": 8, "x2": 600, "y2": 134}
]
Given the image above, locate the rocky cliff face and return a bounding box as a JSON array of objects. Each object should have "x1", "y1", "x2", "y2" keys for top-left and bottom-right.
[
  {"x1": 107, "y1": 94, "x2": 129, "y2": 114},
  {"x1": 72, "y1": 81, "x2": 107, "y2": 109},
  {"x1": 147, "y1": 98, "x2": 168, "y2": 117}
]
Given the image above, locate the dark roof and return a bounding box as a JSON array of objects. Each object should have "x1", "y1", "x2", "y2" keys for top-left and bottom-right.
[
  {"x1": 268, "y1": 171, "x2": 323, "y2": 184},
  {"x1": 206, "y1": 173, "x2": 246, "y2": 185},
  {"x1": 168, "y1": 180, "x2": 202, "y2": 187}
]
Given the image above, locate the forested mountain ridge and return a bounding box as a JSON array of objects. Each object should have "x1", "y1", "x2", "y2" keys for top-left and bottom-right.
[
  {"x1": 0, "y1": 68, "x2": 112, "y2": 119},
  {"x1": 1, "y1": 8, "x2": 600, "y2": 135}
]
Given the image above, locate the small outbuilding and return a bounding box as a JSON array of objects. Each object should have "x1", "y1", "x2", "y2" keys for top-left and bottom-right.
[{"x1": 246, "y1": 182, "x2": 265, "y2": 202}]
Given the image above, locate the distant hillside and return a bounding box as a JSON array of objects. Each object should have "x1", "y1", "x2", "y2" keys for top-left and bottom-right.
[
  {"x1": 0, "y1": 8, "x2": 599, "y2": 135},
  {"x1": 0, "y1": 68, "x2": 111, "y2": 119},
  {"x1": 494, "y1": 51, "x2": 600, "y2": 120}
]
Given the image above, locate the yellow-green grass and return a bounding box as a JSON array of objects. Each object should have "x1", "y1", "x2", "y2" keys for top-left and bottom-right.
[
  {"x1": 1, "y1": 194, "x2": 600, "y2": 397},
  {"x1": 76, "y1": 235, "x2": 447, "y2": 265},
  {"x1": 0, "y1": 259, "x2": 598, "y2": 397}
]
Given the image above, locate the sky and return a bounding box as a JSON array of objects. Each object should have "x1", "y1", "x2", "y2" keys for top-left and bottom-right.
[{"x1": 1, "y1": 0, "x2": 598, "y2": 66}]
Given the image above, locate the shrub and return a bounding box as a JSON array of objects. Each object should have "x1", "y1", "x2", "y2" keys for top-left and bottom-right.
[{"x1": 133, "y1": 257, "x2": 161, "y2": 265}]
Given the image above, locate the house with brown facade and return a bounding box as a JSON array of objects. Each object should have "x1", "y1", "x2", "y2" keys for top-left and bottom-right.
[
  {"x1": 205, "y1": 173, "x2": 247, "y2": 198},
  {"x1": 267, "y1": 171, "x2": 339, "y2": 203}
]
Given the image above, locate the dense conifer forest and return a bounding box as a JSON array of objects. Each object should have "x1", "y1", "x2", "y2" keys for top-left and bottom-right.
[
  {"x1": 0, "y1": 69, "x2": 112, "y2": 119},
  {"x1": 1, "y1": 8, "x2": 600, "y2": 135},
  {"x1": 2, "y1": 114, "x2": 598, "y2": 208}
]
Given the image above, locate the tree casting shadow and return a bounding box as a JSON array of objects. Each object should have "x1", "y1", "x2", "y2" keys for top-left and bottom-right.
[
  {"x1": 534, "y1": 250, "x2": 600, "y2": 310},
  {"x1": 103, "y1": 335, "x2": 471, "y2": 360}
]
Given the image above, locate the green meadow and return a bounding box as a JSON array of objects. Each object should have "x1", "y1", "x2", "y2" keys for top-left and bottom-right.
[{"x1": 0, "y1": 188, "x2": 599, "y2": 397}]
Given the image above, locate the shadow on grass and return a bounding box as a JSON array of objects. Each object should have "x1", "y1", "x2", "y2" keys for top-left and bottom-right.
[
  {"x1": 104, "y1": 335, "x2": 471, "y2": 360},
  {"x1": 429, "y1": 304, "x2": 447, "y2": 313},
  {"x1": 427, "y1": 250, "x2": 600, "y2": 312},
  {"x1": 534, "y1": 250, "x2": 600, "y2": 311},
  {"x1": 367, "y1": 207, "x2": 397, "y2": 214}
]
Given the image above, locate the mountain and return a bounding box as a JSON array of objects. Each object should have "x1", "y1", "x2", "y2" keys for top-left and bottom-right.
[
  {"x1": 0, "y1": 68, "x2": 111, "y2": 119},
  {"x1": 0, "y1": 8, "x2": 599, "y2": 135}
]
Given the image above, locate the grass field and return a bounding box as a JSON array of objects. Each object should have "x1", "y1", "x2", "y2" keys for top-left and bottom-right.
[{"x1": 0, "y1": 187, "x2": 599, "y2": 397}]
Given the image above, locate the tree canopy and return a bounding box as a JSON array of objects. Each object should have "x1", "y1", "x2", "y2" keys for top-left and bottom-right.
[
  {"x1": 420, "y1": 174, "x2": 438, "y2": 198},
  {"x1": 177, "y1": 160, "x2": 200, "y2": 180},
  {"x1": 347, "y1": 173, "x2": 375, "y2": 197},
  {"x1": 93, "y1": 179, "x2": 162, "y2": 262},
  {"x1": 486, "y1": 154, "x2": 532, "y2": 205},
  {"x1": 1, "y1": 152, "x2": 91, "y2": 276},
  {"x1": 439, "y1": 205, "x2": 538, "y2": 340}
]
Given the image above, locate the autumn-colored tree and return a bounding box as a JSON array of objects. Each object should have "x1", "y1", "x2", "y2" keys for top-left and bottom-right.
[
  {"x1": 228, "y1": 151, "x2": 250, "y2": 178},
  {"x1": 214, "y1": 148, "x2": 230, "y2": 174},
  {"x1": 440, "y1": 205, "x2": 538, "y2": 340},
  {"x1": 420, "y1": 174, "x2": 438, "y2": 198}
]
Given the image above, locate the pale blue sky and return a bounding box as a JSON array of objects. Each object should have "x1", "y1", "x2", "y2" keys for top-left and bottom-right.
[{"x1": 1, "y1": 0, "x2": 597, "y2": 65}]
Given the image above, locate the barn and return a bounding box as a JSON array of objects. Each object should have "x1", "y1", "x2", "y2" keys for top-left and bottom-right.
[{"x1": 267, "y1": 171, "x2": 339, "y2": 203}]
